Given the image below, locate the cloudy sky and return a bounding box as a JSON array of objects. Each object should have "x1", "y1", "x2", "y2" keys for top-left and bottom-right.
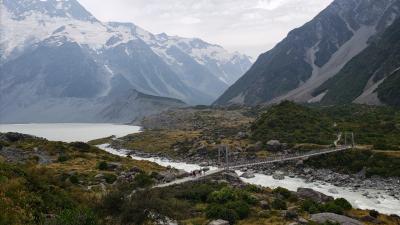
[{"x1": 77, "y1": 0, "x2": 333, "y2": 58}]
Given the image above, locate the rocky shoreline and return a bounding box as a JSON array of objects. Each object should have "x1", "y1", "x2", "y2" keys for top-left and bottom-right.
[{"x1": 248, "y1": 163, "x2": 400, "y2": 201}]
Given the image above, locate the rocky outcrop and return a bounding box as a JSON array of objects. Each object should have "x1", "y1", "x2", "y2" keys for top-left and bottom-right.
[
  {"x1": 311, "y1": 213, "x2": 363, "y2": 225},
  {"x1": 0, "y1": 132, "x2": 41, "y2": 142}
]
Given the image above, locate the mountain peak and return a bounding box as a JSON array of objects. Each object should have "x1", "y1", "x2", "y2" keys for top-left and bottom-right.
[{"x1": 2, "y1": 0, "x2": 97, "y2": 22}]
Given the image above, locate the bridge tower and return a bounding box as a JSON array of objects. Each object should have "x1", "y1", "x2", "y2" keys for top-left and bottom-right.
[
  {"x1": 217, "y1": 145, "x2": 230, "y2": 170},
  {"x1": 344, "y1": 132, "x2": 355, "y2": 149}
]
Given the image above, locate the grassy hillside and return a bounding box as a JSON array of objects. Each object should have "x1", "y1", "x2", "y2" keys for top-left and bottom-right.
[
  {"x1": 251, "y1": 101, "x2": 335, "y2": 145},
  {"x1": 0, "y1": 133, "x2": 163, "y2": 225},
  {"x1": 251, "y1": 102, "x2": 400, "y2": 150}
]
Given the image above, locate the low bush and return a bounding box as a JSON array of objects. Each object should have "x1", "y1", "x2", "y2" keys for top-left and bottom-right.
[
  {"x1": 52, "y1": 208, "x2": 98, "y2": 225},
  {"x1": 271, "y1": 198, "x2": 287, "y2": 210},
  {"x1": 97, "y1": 161, "x2": 108, "y2": 170}
]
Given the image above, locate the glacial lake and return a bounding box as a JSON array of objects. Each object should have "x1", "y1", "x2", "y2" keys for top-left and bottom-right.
[{"x1": 0, "y1": 123, "x2": 141, "y2": 142}]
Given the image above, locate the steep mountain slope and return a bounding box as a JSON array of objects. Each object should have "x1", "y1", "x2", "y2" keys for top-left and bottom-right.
[
  {"x1": 215, "y1": 0, "x2": 400, "y2": 106},
  {"x1": 313, "y1": 17, "x2": 400, "y2": 106},
  {"x1": 0, "y1": 0, "x2": 251, "y2": 122}
]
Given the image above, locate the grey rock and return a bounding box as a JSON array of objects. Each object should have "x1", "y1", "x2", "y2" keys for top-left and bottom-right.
[
  {"x1": 311, "y1": 213, "x2": 363, "y2": 225},
  {"x1": 95, "y1": 173, "x2": 104, "y2": 179},
  {"x1": 266, "y1": 140, "x2": 282, "y2": 151},
  {"x1": 297, "y1": 188, "x2": 334, "y2": 203},
  {"x1": 240, "y1": 171, "x2": 255, "y2": 179},
  {"x1": 260, "y1": 200, "x2": 270, "y2": 210},
  {"x1": 273, "y1": 171, "x2": 285, "y2": 180},
  {"x1": 208, "y1": 219, "x2": 229, "y2": 225}
]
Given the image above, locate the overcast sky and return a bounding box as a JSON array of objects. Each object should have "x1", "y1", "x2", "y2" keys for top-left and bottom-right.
[{"x1": 77, "y1": 0, "x2": 333, "y2": 58}]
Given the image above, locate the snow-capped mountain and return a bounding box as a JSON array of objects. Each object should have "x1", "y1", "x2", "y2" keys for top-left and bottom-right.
[
  {"x1": 215, "y1": 0, "x2": 400, "y2": 106},
  {"x1": 0, "y1": 0, "x2": 251, "y2": 123}
]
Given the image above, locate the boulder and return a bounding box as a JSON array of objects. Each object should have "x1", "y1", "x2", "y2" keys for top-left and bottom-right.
[
  {"x1": 311, "y1": 213, "x2": 363, "y2": 225},
  {"x1": 298, "y1": 217, "x2": 308, "y2": 224},
  {"x1": 328, "y1": 188, "x2": 339, "y2": 194},
  {"x1": 273, "y1": 171, "x2": 285, "y2": 180},
  {"x1": 176, "y1": 169, "x2": 189, "y2": 178},
  {"x1": 266, "y1": 140, "x2": 282, "y2": 151},
  {"x1": 107, "y1": 162, "x2": 122, "y2": 170},
  {"x1": 158, "y1": 171, "x2": 176, "y2": 182},
  {"x1": 297, "y1": 188, "x2": 334, "y2": 203},
  {"x1": 199, "y1": 162, "x2": 209, "y2": 167},
  {"x1": 240, "y1": 171, "x2": 255, "y2": 179},
  {"x1": 208, "y1": 219, "x2": 229, "y2": 225},
  {"x1": 255, "y1": 141, "x2": 263, "y2": 151},
  {"x1": 260, "y1": 200, "x2": 270, "y2": 209},
  {"x1": 236, "y1": 132, "x2": 248, "y2": 139}
]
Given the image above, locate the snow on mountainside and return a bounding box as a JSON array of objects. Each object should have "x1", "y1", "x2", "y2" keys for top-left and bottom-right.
[{"x1": 0, "y1": 0, "x2": 251, "y2": 123}]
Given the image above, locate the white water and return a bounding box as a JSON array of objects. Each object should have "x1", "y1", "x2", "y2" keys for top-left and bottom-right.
[
  {"x1": 98, "y1": 144, "x2": 218, "y2": 172},
  {"x1": 98, "y1": 144, "x2": 400, "y2": 216},
  {"x1": 0, "y1": 123, "x2": 141, "y2": 142}
]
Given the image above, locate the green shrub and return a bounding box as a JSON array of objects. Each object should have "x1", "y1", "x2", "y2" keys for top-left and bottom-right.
[
  {"x1": 177, "y1": 183, "x2": 215, "y2": 202},
  {"x1": 104, "y1": 174, "x2": 117, "y2": 184},
  {"x1": 58, "y1": 155, "x2": 70, "y2": 162},
  {"x1": 301, "y1": 199, "x2": 322, "y2": 214},
  {"x1": 69, "y1": 142, "x2": 91, "y2": 152},
  {"x1": 97, "y1": 161, "x2": 108, "y2": 170},
  {"x1": 369, "y1": 210, "x2": 379, "y2": 218},
  {"x1": 323, "y1": 202, "x2": 344, "y2": 215},
  {"x1": 205, "y1": 204, "x2": 238, "y2": 224},
  {"x1": 271, "y1": 198, "x2": 287, "y2": 210},
  {"x1": 133, "y1": 173, "x2": 153, "y2": 188},
  {"x1": 53, "y1": 208, "x2": 98, "y2": 225},
  {"x1": 69, "y1": 175, "x2": 79, "y2": 184},
  {"x1": 225, "y1": 201, "x2": 250, "y2": 219},
  {"x1": 333, "y1": 198, "x2": 352, "y2": 210},
  {"x1": 272, "y1": 187, "x2": 292, "y2": 199},
  {"x1": 208, "y1": 187, "x2": 237, "y2": 204}
]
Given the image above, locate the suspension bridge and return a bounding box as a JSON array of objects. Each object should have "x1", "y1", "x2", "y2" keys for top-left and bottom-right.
[{"x1": 155, "y1": 132, "x2": 355, "y2": 188}]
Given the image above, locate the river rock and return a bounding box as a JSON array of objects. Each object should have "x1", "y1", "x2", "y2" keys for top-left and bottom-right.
[
  {"x1": 199, "y1": 162, "x2": 209, "y2": 167},
  {"x1": 311, "y1": 213, "x2": 363, "y2": 225},
  {"x1": 297, "y1": 188, "x2": 334, "y2": 203},
  {"x1": 328, "y1": 188, "x2": 339, "y2": 194},
  {"x1": 241, "y1": 171, "x2": 255, "y2": 179},
  {"x1": 208, "y1": 219, "x2": 229, "y2": 225},
  {"x1": 273, "y1": 171, "x2": 285, "y2": 180}
]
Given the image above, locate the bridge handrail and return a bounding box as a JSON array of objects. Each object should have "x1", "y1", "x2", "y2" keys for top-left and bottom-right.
[{"x1": 225, "y1": 145, "x2": 351, "y2": 169}]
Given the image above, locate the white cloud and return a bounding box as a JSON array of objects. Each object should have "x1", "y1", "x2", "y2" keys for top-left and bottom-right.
[{"x1": 77, "y1": 0, "x2": 333, "y2": 57}]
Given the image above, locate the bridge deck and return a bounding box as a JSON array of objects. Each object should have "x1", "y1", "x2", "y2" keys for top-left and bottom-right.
[{"x1": 153, "y1": 145, "x2": 352, "y2": 188}]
